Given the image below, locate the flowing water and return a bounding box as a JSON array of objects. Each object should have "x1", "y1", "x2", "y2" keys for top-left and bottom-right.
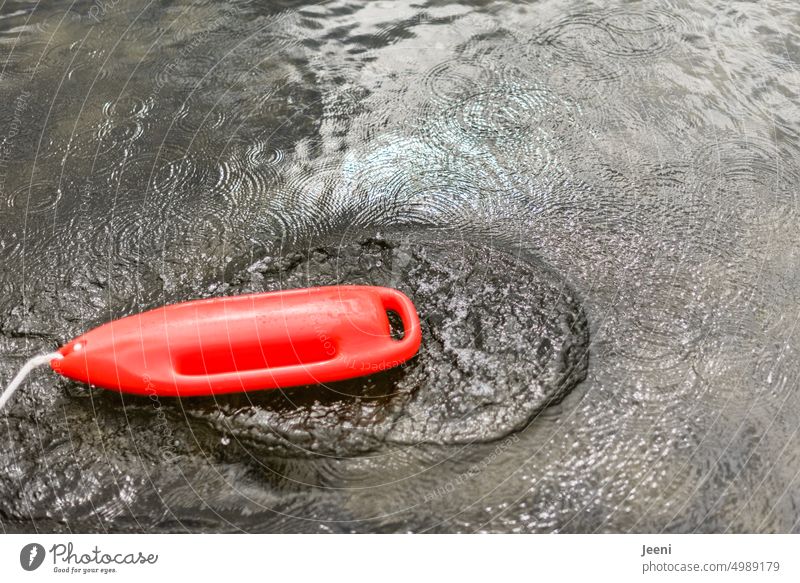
[{"x1": 1, "y1": 0, "x2": 800, "y2": 533}]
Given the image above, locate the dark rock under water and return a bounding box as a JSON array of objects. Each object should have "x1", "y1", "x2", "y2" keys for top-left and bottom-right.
[{"x1": 183, "y1": 233, "x2": 588, "y2": 456}]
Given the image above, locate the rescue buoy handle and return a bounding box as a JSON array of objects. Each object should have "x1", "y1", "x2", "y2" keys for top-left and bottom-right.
[{"x1": 377, "y1": 287, "x2": 422, "y2": 349}]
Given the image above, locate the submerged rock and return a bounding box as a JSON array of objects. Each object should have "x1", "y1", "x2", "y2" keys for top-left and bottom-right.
[{"x1": 183, "y1": 231, "x2": 589, "y2": 456}]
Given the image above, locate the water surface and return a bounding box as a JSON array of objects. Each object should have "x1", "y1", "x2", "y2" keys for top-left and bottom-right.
[{"x1": 1, "y1": 0, "x2": 800, "y2": 532}]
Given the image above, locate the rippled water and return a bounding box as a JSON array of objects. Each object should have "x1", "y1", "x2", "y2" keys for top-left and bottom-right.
[{"x1": 1, "y1": 0, "x2": 800, "y2": 533}]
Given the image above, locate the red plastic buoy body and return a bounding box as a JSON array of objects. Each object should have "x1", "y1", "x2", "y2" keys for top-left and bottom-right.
[{"x1": 50, "y1": 286, "x2": 421, "y2": 397}]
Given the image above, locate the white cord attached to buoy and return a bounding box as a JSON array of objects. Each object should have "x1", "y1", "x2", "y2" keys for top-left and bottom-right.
[{"x1": 0, "y1": 352, "x2": 63, "y2": 413}]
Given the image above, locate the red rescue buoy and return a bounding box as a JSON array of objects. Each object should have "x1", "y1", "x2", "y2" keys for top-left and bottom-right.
[{"x1": 49, "y1": 286, "x2": 421, "y2": 397}]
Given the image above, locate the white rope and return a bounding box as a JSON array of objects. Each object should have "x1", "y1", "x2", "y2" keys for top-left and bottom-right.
[{"x1": 0, "y1": 352, "x2": 63, "y2": 413}]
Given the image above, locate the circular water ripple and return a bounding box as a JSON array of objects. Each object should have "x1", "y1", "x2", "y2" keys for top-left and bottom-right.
[
  {"x1": 174, "y1": 99, "x2": 228, "y2": 136},
  {"x1": 102, "y1": 95, "x2": 153, "y2": 120},
  {"x1": 13, "y1": 39, "x2": 85, "y2": 77},
  {"x1": 215, "y1": 140, "x2": 284, "y2": 219},
  {"x1": 422, "y1": 59, "x2": 497, "y2": 106},
  {"x1": 97, "y1": 117, "x2": 145, "y2": 145},
  {"x1": 65, "y1": 61, "x2": 112, "y2": 85},
  {"x1": 454, "y1": 86, "x2": 575, "y2": 141},
  {"x1": 0, "y1": 48, "x2": 34, "y2": 83},
  {"x1": 536, "y1": 8, "x2": 683, "y2": 63},
  {"x1": 244, "y1": 139, "x2": 285, "y2": 167},
  {"x1": 408, "y1": 86, "x2": 578, "y2": 221},
  {"x1": 609, "y1": 272, "x2": 708, "y2": 377},
  {"x1": 596, "y1": 9, "x2": 683, "y2": 58},
  {"x1": 691, "y1": 135, "x2": 797, "y2": 197},
  {"x1": 419, "y1": 81, "x2": 578, "y2": 175},
  {"x1": 154, "y1": 100, "x2": 229, "y2": 160},
  {"x1": 690, "y1": 135, "x2": 800, "y2": 247},
  {"x1": 0, "y1": 220, "x2": 28, "y2": 266},
  {"x1": 5, "y1": 182, "x2": 62, "y2": 215},
  {"x1": 273, "y1": 161, "x2": 354, "y2": 237},
  {"x1": 525, "y1": 7, "x2": 687, "y2": 109},
  {"x1": 107, "y1": 151, "x2": 159, "y2": 187},
  {"x1": 151, "y1": 45, "x2": 228, "y2": 94},
  {"x1": 56, "y1": 124, "x2": 103, "y2": 162},
  {"x1": 89, "y1": 206, "x2": 144, "y2": 254},
  {"x1": 149, "y1": 151, "x2": 217, "y2": 204},
  {"x1": 180, "y1": 230, "x2": 589, "y2": 457}
]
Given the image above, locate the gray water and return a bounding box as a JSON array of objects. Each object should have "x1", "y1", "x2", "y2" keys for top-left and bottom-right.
[{"x1": 1, "y1": 0, "x2": 800, "y2": 533}]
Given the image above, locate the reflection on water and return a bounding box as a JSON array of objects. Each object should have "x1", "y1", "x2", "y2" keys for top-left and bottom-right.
[{"x1": 1, "y1": 0, "x2": 800, "y2": 532}]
